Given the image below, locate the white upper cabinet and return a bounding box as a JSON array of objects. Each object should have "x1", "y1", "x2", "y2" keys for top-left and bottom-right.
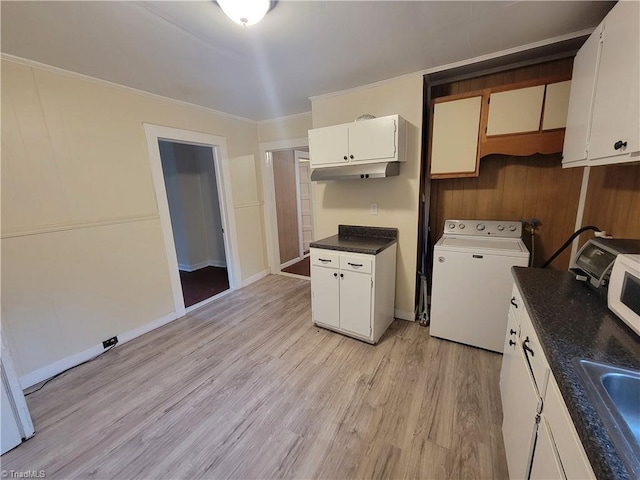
[
  {"x1": 309, "y1": 114, "x2": 406, "y2": 168},
  {"x1": 430, "y1": 95, "x2": 482, "y2": 177},
  {"x1": 563, "y1": 1, "x2": 640, "y2": 167},
  {"x1": 487, "y1": 85, "x2": 545, "y2": 136}
]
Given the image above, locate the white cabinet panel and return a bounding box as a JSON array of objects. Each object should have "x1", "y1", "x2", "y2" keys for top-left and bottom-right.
[
  {"x1": 589, "y1": 0, "x2": 640, "y2": 162},
  {"x1": 502, "y1": 346, "x2": 540, "y2": 480},
  {"x1": 349, "y1": 116, "x2": 397, "y2": 163},
  {"x1": 1, "y1": 377, "x2": 22, "y2": 455},
  {"x1": 308, "y1": 124, "x2": 349, "y2": 167},
  {"x1": 530, "y1": 417, "x2": 566, "y2": 480},
  {"x1": 339, "y1": 271, "x2": 372, "y2": 338},
  {"x1": 543, "y1": 81, "x2": 572, "y2": 131},
  {"x1": 430, "y1": 96, "x2": 482, "y2": 176},
  {"x1": 500, "y1": 308, "x2": 519, "y2": 412},
  {"x1": 311, "y1": 265, "x2": 340, "y2": 329},
  {"x1": 487, "y1": 85, "x2": 545, "y2": 136}
]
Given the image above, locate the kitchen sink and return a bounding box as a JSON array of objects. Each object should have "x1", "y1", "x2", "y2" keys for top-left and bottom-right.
[{"x1": 575, "y1": 359, "x2": 640, "y2": 478}]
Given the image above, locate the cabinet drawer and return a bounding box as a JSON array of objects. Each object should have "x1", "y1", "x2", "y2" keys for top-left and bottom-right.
[
  {"x1": 340, "y1": 256, "x2": 372, "y2": 274},
  {"x1": 311, "y1": 250, "x2": 340, "y2": 269}
]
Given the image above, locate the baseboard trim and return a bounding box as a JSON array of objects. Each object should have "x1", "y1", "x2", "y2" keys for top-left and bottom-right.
[
  {"x1": 280, "y1": 256, "x2": 304, "y2": 270},
  {"x1": 242, "y1": 270, "x2": 268, "y2": 287},
  {"x1": 395, "y1": 309, "x2": 416, "y2": 321},
  {"x1": 19, "y1": 311, "x2": 178, "y2": 390},
  {"x1": 178, "y1": 260, "x2": 227, "y2": 272}
]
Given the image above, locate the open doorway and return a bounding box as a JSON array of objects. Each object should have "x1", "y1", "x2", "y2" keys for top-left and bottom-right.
[
  {"x1": 158, "y1": 141, "x2": 229, "y2": 307},
  {"x1": 145, "y1": 124, "x2": 241, "y2": 318},
  {"x1": 271, "y1": 147, "x2": 313, "y2": 278}
]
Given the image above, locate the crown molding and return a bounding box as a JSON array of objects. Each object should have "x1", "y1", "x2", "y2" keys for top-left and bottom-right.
[
  {"x1": 309, "y1": 28, "x2": 593, "y2": 102},
  {"x1": 1, "y1": 53, "x2": 257, "y2": 125}
]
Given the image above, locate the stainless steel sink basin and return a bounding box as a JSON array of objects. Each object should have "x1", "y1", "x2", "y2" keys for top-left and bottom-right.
[{"x1": 575, "y1": 359, "x2": 640, "y2": 479}]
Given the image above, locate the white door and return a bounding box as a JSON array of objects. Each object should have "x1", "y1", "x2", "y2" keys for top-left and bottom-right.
[
  {"x1": 311, "y1": 265, "x2": 340, "y2": 329},
  {"x1": 348, "y1": 116, "x2": 397, "y2": 163},
  {"x1": 298, "y1": 160, "x2": 314, "y2": 253},
  {"x1": 502, "y1": 346, "x2": 540, "y2": 480},
  {"x1": 500, "y1": 307, "x2": 519, "y2": 403},
  {"x1": 339, "y1": 270, "x2": 372, "y2": 338},
  {"x1": 308, "y1": 124, "x2": 348, "y2": 167},
  {"x1": 1, "y1": 376, "x2": 22, "y2": 454},
  {"x1": 530, "y1": 417, "x2": 566, "y2": 480}
]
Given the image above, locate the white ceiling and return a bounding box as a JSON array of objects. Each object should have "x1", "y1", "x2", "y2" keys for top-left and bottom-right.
[{"x1": 1, "y1": 1, "x2": 614, "y2": 121}]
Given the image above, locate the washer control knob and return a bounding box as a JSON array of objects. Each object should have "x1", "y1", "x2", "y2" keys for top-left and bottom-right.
[
  {"x1": 476, "y1": 223, "x2": 485, "y2": 231},
  {"x1": 497, "y1": 225, "x2": 504, "y2": 231},
  {"x1": 509, "y1": 224, "x2": 517, "y2": 232},
  {"x1": 448, "y1": 223, "x2": 456, "y2": 229},
  {"x1": 459, "y1": 223, "x2": 465, "y2": 229}
]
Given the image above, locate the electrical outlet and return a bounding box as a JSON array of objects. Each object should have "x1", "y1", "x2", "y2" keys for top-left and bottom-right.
[
  {"x1": 102, "y1": 336, "x2": 118, "y2": 349},
  {"x1": 370, "y1": 203, "x2": 378, "y2": 215}
]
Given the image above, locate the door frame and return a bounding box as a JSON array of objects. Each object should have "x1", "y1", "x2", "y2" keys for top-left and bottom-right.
[
  {"x1": 294, "y1": 150, "x2": 313, "y2": 255},
  {"x1": 259, "y1": 137, "x2": 313, "y2": 275},
  {"x1": 144, "y1": 124, "x2": 241, "y2": 318}
]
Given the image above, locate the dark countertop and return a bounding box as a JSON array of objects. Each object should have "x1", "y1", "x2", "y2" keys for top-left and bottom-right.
[
  {"x1": 310, "y1": 225, "x2": 397, "y2": 255},
  {"x1": 512, "y1": 267, "x2": 640, "y2": 480}
]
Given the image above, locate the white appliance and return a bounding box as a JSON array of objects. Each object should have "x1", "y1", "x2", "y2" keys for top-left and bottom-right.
[
  {"x1": 430, "y1": 219, "x2": 530, "y2": 353},
  {"x1": 1, "y1": 331, "x2": 35, "y2": 455},
  {"x1": 608, "y1": 253, "x2": 640, "y2": 335}
]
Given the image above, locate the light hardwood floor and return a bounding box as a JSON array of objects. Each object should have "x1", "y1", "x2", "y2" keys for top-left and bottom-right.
[{"x1": 2, "y1": 275, "x2": 508, "y2": 479}]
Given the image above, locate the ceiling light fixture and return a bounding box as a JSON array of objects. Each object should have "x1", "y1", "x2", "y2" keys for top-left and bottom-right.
[{"x1": 217, "y1": 0, "x2": 273, "y2": 27}]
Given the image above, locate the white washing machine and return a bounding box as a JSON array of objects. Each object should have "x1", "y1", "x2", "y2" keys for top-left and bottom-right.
[{"x1": 430, "y1": 219, "x2": 530, "y2": 353}]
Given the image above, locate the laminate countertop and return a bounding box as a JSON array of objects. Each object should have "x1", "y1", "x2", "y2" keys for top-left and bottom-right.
[
  {"x1": 512, "y1": 267, "x2": 640, "y2": 480},
  {"x1": 310, "y1": 225, "x2": 397, "y2": 255}
]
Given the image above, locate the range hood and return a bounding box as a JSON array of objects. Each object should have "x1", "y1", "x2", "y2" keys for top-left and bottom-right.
[{"x1": 310, "y1": 162, "x2": 400, "y2": 181}]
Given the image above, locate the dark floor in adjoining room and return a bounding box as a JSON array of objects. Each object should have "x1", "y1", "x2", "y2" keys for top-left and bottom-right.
[
  {"x1": 281, "y1": 256, "x2": 310, "y2": 277},
  {"x1": 179, "y1": 266, "x2": 229, "y2": 307}
]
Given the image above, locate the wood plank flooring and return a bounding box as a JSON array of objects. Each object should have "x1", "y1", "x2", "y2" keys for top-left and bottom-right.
[{"x1": 2, "y1": 275, "x2": 508, "y2": 479}]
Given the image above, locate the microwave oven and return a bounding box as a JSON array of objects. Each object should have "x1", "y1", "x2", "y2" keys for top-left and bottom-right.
[{"x1": 608, "y1": 254, "x2": 640, "y2": 335}]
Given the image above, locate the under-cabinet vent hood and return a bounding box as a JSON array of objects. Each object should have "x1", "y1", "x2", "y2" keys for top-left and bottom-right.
[{"x1": 310, "y1": 162, "x2": 400, "y2": 181}]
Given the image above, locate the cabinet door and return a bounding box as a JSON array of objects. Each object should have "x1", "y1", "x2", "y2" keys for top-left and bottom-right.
[
  {"x1": 542, "y1": 81, "x2": 571, "y2": 131},
  {"x1": 339, "y1": 270, "x2": 372, "y2": 338},
  {"x1": 430, "y1": 96, "x2": 482, "y2": 176},
  {"x1": 348, "y1": 116, "x2": 397, "y2": 163},
  {"x1": 309, "y1": 124, "x2": 348, "y2": 167},
  {"x1": 311, "y1": 265, "x2": 340, "y2": 329},
  {"x1": 563, "y1": 25, "x2": 602, "y2": 166},
  {"x1": 530, "y1": 417, "x2": 566, "y2": 480},
  {"x1": 589, "y1": 1, "x2": 640, "y2": 161},
  {"x1": 486, "y1": 85, "x2": 545, "y2": 136},
  {"x1": 501, "y1": 346, "x2": 540, "y2": 480}
]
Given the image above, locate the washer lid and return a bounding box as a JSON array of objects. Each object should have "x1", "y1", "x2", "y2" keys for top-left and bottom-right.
[{"x1": 438, "y1": 236, "x2": 529, "y2": 256}]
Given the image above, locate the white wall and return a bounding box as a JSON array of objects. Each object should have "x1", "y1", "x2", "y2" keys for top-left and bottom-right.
[
  {"x1": 257, "y1": 112, "x2": 313, "y2": 143},
  {"x1": 1, "y1": 58, "x2": 265, "y2": 382},
  {"x1": 311, "y1": 74, "x2": 424, "y2": 319}
]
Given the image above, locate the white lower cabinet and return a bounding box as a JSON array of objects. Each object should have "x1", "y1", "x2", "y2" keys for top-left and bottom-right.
[
  {"x1": 501, "y1": 284, "x2": 595, "y2": 480},
  {"x1": 310, "y1": 245, "x2": 396, "y2": 344}
]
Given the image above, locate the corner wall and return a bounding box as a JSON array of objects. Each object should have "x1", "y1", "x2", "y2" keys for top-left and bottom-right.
[
  {"x1": 1, "y1": 59, "x2": 265, "y2": 381},
  {"x1": 310, "y1": 74, "x2": 424, "y2": 318}
]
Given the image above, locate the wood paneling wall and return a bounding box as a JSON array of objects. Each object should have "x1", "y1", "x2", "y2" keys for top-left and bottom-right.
[
  {"x1": 580, "y1": 163, "x2": 640, "y2": 245},
  {"x1": 429, "y1": 58, "x2": 582, "y2": 270},
  {"x1": 431, "y1": 154, "x2": 583, "y2": 269},
  {"x1": 272, "y1": 150, "x2": 300, "y2": 265}
]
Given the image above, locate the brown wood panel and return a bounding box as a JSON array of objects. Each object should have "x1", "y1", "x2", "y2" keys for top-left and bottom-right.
[
  {"x1": 272, "y1": 150, "x2": 300, "y2": 264},
  {"x1": 580, "y1": 163, "x2": 640, "y2": 246},
  {"x1": 430, "y1": 154, "x2": 583, "y2": 269}
]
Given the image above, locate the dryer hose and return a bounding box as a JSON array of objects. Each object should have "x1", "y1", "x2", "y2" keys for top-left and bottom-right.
[{"x1": 541, "y1": 225, "x2": 601, "y2": 269}]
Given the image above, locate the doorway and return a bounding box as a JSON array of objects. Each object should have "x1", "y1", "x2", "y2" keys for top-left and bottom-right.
[
  {"x1": 269, "y1": 147, "x2": 313, "y2": 278},
  {"x1": 145, "y1": 124, "x2": 241, "y2": 318},
  {"x1": 158, "y1": 141, "x2": 229, "y2": 307}
]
